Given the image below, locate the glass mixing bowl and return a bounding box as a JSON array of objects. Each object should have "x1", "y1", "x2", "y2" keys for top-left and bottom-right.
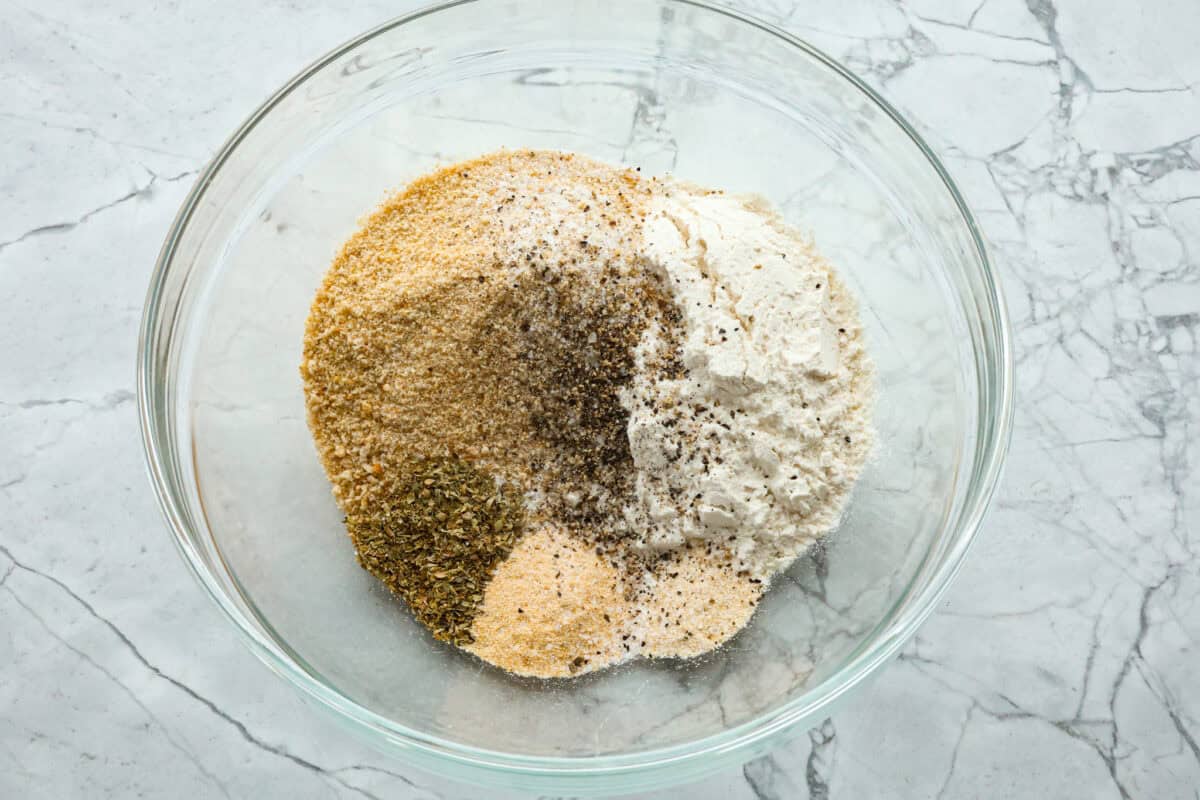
[{"x1": 138, "y1": 0, "x2": 1013, "y2": 792}]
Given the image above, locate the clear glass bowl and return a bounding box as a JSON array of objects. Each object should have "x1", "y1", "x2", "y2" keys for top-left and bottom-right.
[{"x1": 138, "y1": 0, "x2": 1013, "y2": 793}]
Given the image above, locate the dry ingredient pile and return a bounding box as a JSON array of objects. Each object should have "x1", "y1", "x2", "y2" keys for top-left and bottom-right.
[{"x1": 301, "y1": 150, "x2": 874, "y2": 678}]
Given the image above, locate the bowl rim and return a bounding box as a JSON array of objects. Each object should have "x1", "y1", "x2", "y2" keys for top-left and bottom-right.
[{"x1": 138, "y1": 0, "x2": 1015, "y2": 779}]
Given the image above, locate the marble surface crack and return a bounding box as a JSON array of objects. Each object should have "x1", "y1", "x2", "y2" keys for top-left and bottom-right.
[
  {"x1": 0, "y1": 171, "x2": 197, "y2": 254},
  {"x1": 911, "y1": 13, "x2": 1050, "y2": 47},
  {"x1": 934, "y1": 704, "x2": 976, "y2": 800},
  {"x1": 332, "y1": 765, "x2": 431, "y2": 798},
  {"x1": 0, "y1": 111, "x2": 202, "y2": 160},
  {"x1": 0, "y1": 543, "x2": 381, "y2": 800},
  {"x1": 965, "y1": 0, "x2": 989, "y2": 28},
  {"x1": 2, "y1": 390, "x2": 135, "y2": 413},
  {"x1": 4, "y1": 587, "x2": 235, "y2": 800},
  {"x1": 805, "y1": 720, "x2": 836, "y2": 800},
  {"x1": 900, "y1": 649, "x2": 1136, "y2": 799},
  {"x1": 742, "y1": 751, "x2": 803, "y2": 800}
]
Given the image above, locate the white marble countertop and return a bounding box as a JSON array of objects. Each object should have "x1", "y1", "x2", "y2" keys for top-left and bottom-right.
[{"x1": 2, "y1": 0, "x2": 1197, "y2": 797}]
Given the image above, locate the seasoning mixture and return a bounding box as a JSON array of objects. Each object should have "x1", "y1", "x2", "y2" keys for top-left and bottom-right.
[{"x1": 301, "y1": 150, "x2": 873, "y2": 678}]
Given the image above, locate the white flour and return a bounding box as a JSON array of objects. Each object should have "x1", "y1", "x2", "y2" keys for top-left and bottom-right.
[{"x1": 623, "y1": 183, "x2": 874, "y2": 579}]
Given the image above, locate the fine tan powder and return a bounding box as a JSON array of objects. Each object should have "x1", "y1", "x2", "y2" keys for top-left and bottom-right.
[
  {"x1": 466, "y1": 525, "x2": 634, "y2": 678},
  {"x1": 635, "y1": 553, "x2": 765, "y2": 660}
]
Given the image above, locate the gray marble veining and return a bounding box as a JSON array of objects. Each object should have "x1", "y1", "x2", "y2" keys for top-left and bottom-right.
[{"x1": 0, "y1": 1, "x2": 1196, "y2": 798}]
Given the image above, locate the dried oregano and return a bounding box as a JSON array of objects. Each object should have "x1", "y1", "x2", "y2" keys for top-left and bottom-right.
[{"x1": 345, "y1": 457, "x2": 523, "y2": 645}]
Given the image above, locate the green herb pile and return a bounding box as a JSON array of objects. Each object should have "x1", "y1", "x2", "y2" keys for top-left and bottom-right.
[{"x1": 345, "y1": 457, "x2": 524, "y2": 645}]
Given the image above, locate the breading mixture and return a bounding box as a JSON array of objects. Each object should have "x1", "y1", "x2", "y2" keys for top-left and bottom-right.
[{"x1": 301, "y1": 150, "x2": 873, "y2": 677}]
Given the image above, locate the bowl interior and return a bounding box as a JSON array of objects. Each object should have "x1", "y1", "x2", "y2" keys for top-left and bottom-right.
[{"x1": 152, "y1": 0, "x2": 995, "y2": 765}]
